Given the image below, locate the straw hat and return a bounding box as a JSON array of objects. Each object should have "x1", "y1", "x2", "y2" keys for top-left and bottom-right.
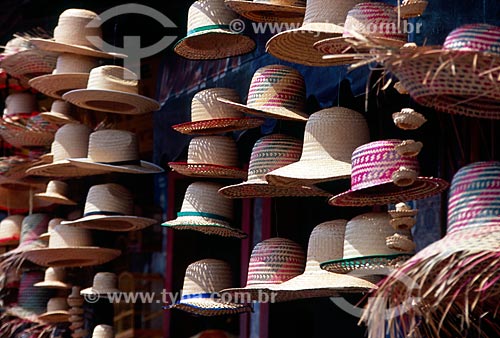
[
  {"x1": 392, "y1": 108, "x2": 427, "y2": 130},
  {"x1": 40, "y1": 100, "x2": 79, "y2": 124},
  {"x1": 225, "y1": 0, "x2": 306, "y2": 23},
  {"x1": 1, "y1": 213, "x2": 50, "y2": 255},
  {"x1": 61, "y1": 183, "x2": 158, "y2": 232},
  {"x1": 174, "y1": 0, "x2": 256, "y2": 59},
  {"x1": 34, "y1": 267, "x2": 71, "y2": 289},
  {"x1": 92, "y1": 325, "x2": 114, "y2": 338},
  {"x1": 0, "y1": 156, "x2": 48, "y2": 191},
  {"x1": 219, "y1": 134, "x2": 331, "y2": 198},
  {"x1": 389, "y1": 203, "x2": 417, "y2": 231},
  {"x1": 29, "y1": 9, "x2": 126, "y2": 59},
  {"x1": 328, "y1": 139, "x2": 449, "y2": 206},
  {"x1": 67, "y1": 129, "x2": 164, "y2": 174},
  {"x1": 190, "y1": 330, "x2": 236, "y2": 338},
  {"x1": 35, "y1": 180, "x2": 77, "y2": 205},
  {"x1": 23, "y1": 224, "x2": 121, "y2": 267},
  {"x1": 29, "y1": 53, "x2": 99, "y2": 99},
  {"x1": 2, "y1": 92, "x2": 38, "y2": 119},
  {"x1": 163, "y1": 181, "x2": 247, "y2": 238},
  {"x1": 0, "y1": 215, "x2": 24, "y2": 246},
  {"x1": 217, "y1": 65, "x2": 309, "y2": 121},
  {"x1": 171, "y1": 88, "x2": 264, "y2": 135},
  {"x1": 169, "y1": 259, "x2": 252, "y2": 316},
  {"x1": 265, "y1": 107, "x2": 369, "y2": 187},
  {"x1": 265, "y1": 0, "x2": 364, "y2": 66},
  {"x1": 168, "y1": 136, "x2": 246, "y2": 179},
  {"x1": 38, "y1": 218, "x2": 64, "y2": 242},
  {"x1": 81, "y1": 272, "x2": 120, "y2": 299},
  {"x1": 395, "y1": 0, "x2": 428, "y2": 18},
  {"x1": 362, "y1": 161, "x2": 500, "y2": 338},
  {"x1": 63, "y1": 65, "x2": 161, "y2": 115},
  {"x1": 38, "y1": 297, "x2": 70, "y2": 323}
]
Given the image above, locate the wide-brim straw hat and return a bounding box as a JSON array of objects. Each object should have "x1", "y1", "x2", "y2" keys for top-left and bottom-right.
[
  {"x1": 172, "y1": 117, "x2": 265, "y2": 135},
  {"x1": 80, "y1": 272, "x2": 120, "y2": 299},
  {"x1": 224, "y1": 0, "x2": 306, "y2": 23},
  {"x1": 38, "y1": 297, "x2": 70, "y2": 323},
  {"x1": 0, "y1": 49, "x2": 57, "y2": 87},
  {"x1": 34, "y1": 279, "x2": 71, "y2": 289},
  {"x1": 34, "y1": 180, "x2": 77, "y2": 205},
  {"x1": 395, "y1": 0, "x2": 428, "y2": 18}
]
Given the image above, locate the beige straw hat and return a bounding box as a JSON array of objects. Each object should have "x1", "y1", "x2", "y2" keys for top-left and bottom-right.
[
  {"x1": 171, "y1": 88, "x2": 264, "y2": 135},
  {"x1": 395, "y1": 0, "x2": 428, "y2": 18},
  {"x1": 392, "y1": 108, "x2": 427, "y2": 130},
  {"x1": 61, "y1": 183, "x2": 157, "y2": 232},
  {"x1": 23, "y1": 224, "x2": 121, "y2": 267},
  {"x1": 92, "y1": 325, "x2": 114, "y2": 338},
  {"x1": 265, "y1": 107, "x2": 369, "y2": 187},
  {"x1": 0, "y1": 215, "x2": 24, "y2": 246},
  {"x1": 40, "y1": 100, "x2": 79, "y2": 125},
  {"x1": 266, "y1": 0, "x2": 364, "y2": 66},
  {"x1": 38, "y1": 218, "x2": 64, "y2": 242},
  {"x1": 34, "y1": 180, "x2": 77, "y2": 205},
  {"x1": 217, "y1": 65, "x2": 309, "y2": 121},
  {"x1": 225, "y1": 0, "x2": 306, "y2": 23},
  {"x1": 388, "y1": 202, "x2": 417, "y2": 231},
  {"x1": 34, "y1": 267, "x2": 71, "y2": 289},
  {"x1": 168, "y1": 136, "x2": 246, "y2": 179},
  {"x1": 68, "y1": 129, "x2": 164, "y2": 174},
  {"x1": 38, "y1": 297, "x2": 70, "y2": 323},
  {"x1": 174, "y1": 0, "x2": 256, "y2": 60},
  {"x1": 63, "y1": 65, "x2": 161, "y2": 115},
  {"x1": 163, "y1": 181, "x2": 247, "y2": 238},
  {"x1": 169, "y1": 259, "x2": 252, "y2": 316},
  {"x1": 81, "y1": 272, "x2": 120, "y2": 299}
]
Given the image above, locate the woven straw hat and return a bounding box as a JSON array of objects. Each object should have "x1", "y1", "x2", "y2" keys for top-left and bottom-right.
[
  {"x1": 190, "y1": 330, "x2": 237, "y2": 338},
  {"x1": 2, "y1": 213, "x2": 50, "y2": 255},
  {"x1": 328, "y1": 139, "x2": 449, "y2": 206},
  {"x1": 217, "y1": 65, "x2": 309, "y2": 121},
  {"x1": 0, "y1": 215, "x2": 24, "y2": 246},
  {"x1": 38, "y1": 218, "x2": 64, "y2": 242},
  {"x1": 219, "y1": 134, "x2": 331, "y2": 198},
  {"x1": 265, "y1": 0, "x2": 364, "y2": 66},
  {"x1": 169, "y1": 259, "x2": 252, "y2": 316},
  {"x1": 81, "y1": 272, "x2": 120, "y2": 299},
  {"x1": 23, "y1": 224, "x2": 121, "y2": 267},
  {"x1": 163, "y1": 181, "x2": 246, "y2": 238},
  {"x1": 265, "y1": 107, "x2": 369, "y2": 187},
  {"x1": 38, "y1": 297, "x2": 70, "y2": 323},
  {"x1": 68, "y1": 129, "x2": 164, "y2": 174},
  {"x1": 29, "y1": 54, "x2": 99, "y2": 99},
  {"x1": 40, "y1": 100, "x2": 79, "y2": 124},
  {"x1": 168, "y1": 136, "x2": 246, "y2": 179},
  {"x1": 61, "y1": 183, "x2": 157, "y2": 232},
  {"x1": 92, "y1": 325, "x2": 114, "y2": 338},
  {"x1": 174, "y1": 0, "x2": 255, "y2": 59},
  {"x1": 0, "y1": 156, "x2": 48, "y2": 191},
  {"x1": 35, "y1": 180, "x2": 77, "y2": 205},
  {"x1": 34, "y1": 267, "x2": 71, "y2": 289},
  {"x1": 395, "y1": 0, "x2": 428, "y2": 18},
  {"x1": 172, "y1": 88, "x2": 264, "y2": 135},
  {"x1": 225, "y1": 0, "x2": 305, "y2": 23},
  {"x1": 392, "y1": 108, "x2": 427, "y2": 130}
]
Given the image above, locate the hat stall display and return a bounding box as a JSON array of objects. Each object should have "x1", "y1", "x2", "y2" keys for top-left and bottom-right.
[
  {"x1": 38, "y1": 218, "x2": 64, "y2": 242},
  {"x1": 92, "y1": 325, "x2": 115, "y2": 338},
  {"x1": 225, "y1": 0, "x2": 306, "y2": 23},
  {"x1": 34, "y1": 267, "x2": 71, "y2": 289},
  {"x1": 174, "y1": 0, "x2": 256, "y2": 59},
  {"x1": 0, "y1": 215, "x2": 24, "y2": 246},
  {"x1": 395, "y1": 0, "x2": 428, "y2": 18},
  {"x1": 40, "y1": 100, "x2": 79, "y2": 124},
  {"x1": 162, "y1": 181, "x2": 247, "y2": 238},
  {"x1": 34, "y1": 180, "x2": 77, "y2": 205},
  {"x1": 392, "y1": 108, "x2": 427, "y2": 130},
  {"x1": 81, "y1": 272, "x2": 120, "y2": 299},
  {"x1": 38, "y1": 297, "x2": 70, "y2": 323}
]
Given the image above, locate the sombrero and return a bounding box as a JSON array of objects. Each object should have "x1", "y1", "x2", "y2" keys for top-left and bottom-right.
[
  {"x1": 0, "y1": 215, "x2": 24, "y2": 246},
  {"x1": 35, "y1": 180, "x2": 77, "y2": 205},
  {"x1": 38, "y1": 297, "x2": 70, "y2": 323},
  {"x1": 81, "y1": 272, "x2": 120, "y2": 299},
  {"x1": 224, "y1": 0, "x2": 306, "y2": 23},
  {"x1": 34, "y1": 267, "x2": 71, "y2": 289},
  {"x1": 40, "y1": 100, "x2": 79, "y2": 124}
]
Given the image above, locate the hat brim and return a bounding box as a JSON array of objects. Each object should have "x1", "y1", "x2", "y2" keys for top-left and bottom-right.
[
  {"x1": 320, "y1": 254, "x2": 414, "y2": 274},
  {"x1": 0, "y1": 128, "x2": 55, "y2": 148},
  {"x1": 168, "y1": 162, "x2": 247, "y2": 179},
  {"x1": 315, "y1": 36, "x2": 405, "y2": 56},
  {"x1": 225, "y1": 0, "x2": 305, "y2": 23},
  {"x1": 172, "y1": 117, "x2": 265, "y2": 135},
  {"x1": 30, "y1": 38, "x2": 126, "y2": 59},
  {"x1": 28, "y1": 73, "x2": 89, "y2": 99},
  {"x1": 34, "y1": 192, "x2": 77, "y2": 206},
  {"x1": 217, "y1": 98, "x2": 308, "y2": 121},
  {"x1": 26, "y1": 160, "x2": 111, "y2": 178},
  {"x1": 170, "y1": 299, "x2": 252, "y2": 316},
  {"x1": 0, "y1": 236, "x2": 20, "y2": 247},
  {"x1": 396, "y1": 0, "x2": 428, "y2": 18},
  {"x1": 38, "y1": 311, "x2": 70, "y2": 323},
  {"x1": 80, "y1": 287, "x2": 120, "y2": 298},
  {"x1": 0, "y1": 50, "x2": 57, "y2": 85},
  {"x1": 40, "y1": 111, "x2": 79, "y2": 124},
  {"x1": 34, "y1": 280, "x2": 72, "y2": 289},
  {"x1": 23, "y1": 247, "x2": 121, "y2": 267},
  {"x1": 218, "y1": 180, "x2": 331, "y2": 199},
  {"x1": 61, "y1": 215, "x2": 158, "y2": 232},
  {"x1": 162, "y1": 217, "x2": 247, "y2": 239},
  {"x1": 67, "y1": 158, "x2": 164, "y2": 174}
]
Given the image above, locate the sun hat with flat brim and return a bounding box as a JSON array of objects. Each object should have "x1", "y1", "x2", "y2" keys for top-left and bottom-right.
[
  {"x1": 68, "y1": 129, "x2": 163, "y2": 174},
  {"x1": 219, "y1": 134, "x2": 331, "y2": 198},
  {"x1": 163, "y1": 181, "x2": 247, "y2": 238},
  {"x1": 395, "y1": 0, "x2": 428, "y2": 18},
  {"x1": 35, "y1": 180, "x2": 77, "y2": 205},
  {"x1": 225, "y1": 0, "x2": 306, "y2": 23},
  {"x1": 172, "y1": 88, "x2": 264, "y2": 135},
  {"x1": 40, "y1": 100, "x2": 79, "y2": 124},
  {"x1": 81, "y1": 272, "x2": 120, "y2": 299},
  {"x1": 34, "y1": 267, "x2": 71, "y2": 289},
  {"x1": 174, "y1": 0, "x2": 256, "y2": 60},
  {"x1": 61, "y1": 183, "x2": 157, "y2": 232},
  {"x1": 0, "y1": 215, "x2": 24, "y2": 246},
  {"x1": 265, "y1": 107, "x2": 369, "y2": 187},
  {"x1": 38, "y1": 297, "x2": 70, "y2": 323},
  {"x1": 217, "y1": 65, "x2": 309, "y2": 121}
]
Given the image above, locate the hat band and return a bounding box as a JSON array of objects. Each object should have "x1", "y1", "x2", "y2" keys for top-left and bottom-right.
[
  {"x1": 181, "y1": 292, "x2": 219, "y2": 301},
  {"x1": 177, "y1": 212, "x2": 230, "y2": 223},
  {"x1": 84, "y1": 211, "x2": 125, "y2": 217},
  {"x1": 97, "y1": 159, "x2": 141, "y2": 166},
  {"x1": 187, "y1": 25, "x2": 231, "y2": 36}
]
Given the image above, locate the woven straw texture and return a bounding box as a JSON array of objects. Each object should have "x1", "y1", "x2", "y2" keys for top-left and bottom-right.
[
  {"x1": 396, "y1": 0, "x2": 428, "y2": 18},
  {"x1": 0, "y1": 156, "x2": 48, "y2": 191},
  {"x1": 81, "y1": 272, "x2": 120, "y2": 298},
  {"x1": 0, "y1": 48, "x2": 57, "y2": 87},
  {"x1": 38, "y1": 297, "x2": 69, "y2": 323},
  {"x1": 0, "y1": 214, "x2": 24, "y2": 246},
  {"x1": 40, "y1": 100, "x2": 79, "y2": 124},
  {"x1": 392, "y1": 108, "x2": 427, "y2": 130},
  {"x1": 92, "y1": 325, "x2": 114, "y2": 338},
  {"x1": 35, "y1": 180, "x2": 77, "y2": 205},
  {"x1": 225, "y1": 0, "x2": 306, "y2": 23},
  {"x1": 34, "y1": 267, "x2": 71, "y2": 289}
]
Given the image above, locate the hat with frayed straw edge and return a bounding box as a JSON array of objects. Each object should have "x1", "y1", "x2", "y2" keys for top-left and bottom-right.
[
  {"x1": 172, "y1": 88, "x2": 265, "y2": 135},
  {"x1": 68, "y1": 129, "x2": 164, "y2": 174},
  {"x1": 265, "y1": 0, "x2": 364, "y2": 66},
  {"x1": 92, "y1": 325, "x2": 114, "y2": 338},
  {"x1": 81, "y1": 272, "x2": 120, "y2": 299},
  {"x1": 328, "y1": 139, "x2": 449, "y2": 206},
  {"x1": 38, "y1": 218, "x2": 63, "y2": 242},
  {"x1": 268, "y1": 220, "x2": 377, "y2": 302},
  {"x1": 40, "y1": 100, "x2": 79, "y2": 124},
  {"x1": 63, "y1": 65, "x2": 161, "y2": 115},
  {"x1": 392, "y1": 108, "x2": 427, "y2": 130},
  {"x1": 0, "y1": 215, "x2": 24, "y2": 246},
  {"x1": 361, "y1": 161, "x2": 500, "y2": 338},
  {"x1": 190, "y1": 330, "x2": 237, "y2": 338},
  {"x1": 61, "y1": 183, "x2": 157, "y2": 232},
  {"x1": 219, "y1": 134, "x2": 331, "y2": 198},
  {"x1": 174, "y1": 0, "x2": 256, "y2": 60},
  {"x1": 163, "y1": 181, "x2": 247, "y2": 238},
  {"x1": 224, "y1": 0, "x2": 305, "y2": 23},
  {"x1": 35, "y1": 180, "x2": 77, "y2": 205},
  {"x1": 34, "y1": 267, "x2": 71, "y2": 289},
  {"x1": 217, "y1": 65, "x2": 309, "y2": 121},
  {"x1": 29, "y1": 9, "x2": 126, "y2": 59},
  {"x1": 38, "y1": 297, "x2": 70, "y2": 323},
  {"x1": 23, "y1": 224, "x2": 121, "y2": 267},
  {"x1": 265, "y1": 107, "x2": 370, "y2": 187},
  {"x1": 395, "y1": 0, "x2": 428, "y2": 19},
  {"x1": 168, "y1": 136, "x2": 246, "y2": 179},
  {"x1": 28, "y1": 54, "x2": 98, "y2": 99},
  {"x1": 320, "y1": 212, "x2": 414, "y2": 274},
  {"x1": 168, "y1": 259, "x2": 252, "y2": 316},
  {"x1": 220, "y1": 238, "x2": 305, "y2": 302},
  {"x1": 383, "y1": 23, "x2": 500, "y2": 120}
]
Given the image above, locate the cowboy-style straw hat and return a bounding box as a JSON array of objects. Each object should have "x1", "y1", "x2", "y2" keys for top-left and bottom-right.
[
  {"x1": 34, "y1": 267, "x2": 71, "y2": 289},
  {"x1": 163, "y1": 181, "x2": 247, "y2": 238},
  {"x1": 92, "y1": 325, "x2": 115, "y2": 338},
  {"x1": 174, "y1": 0, "x2": 256, "y2": 59},
  {"x1": 217, "y1": 65, "x2": 309, "y2": 121},
  {"x1": 34, "y1": 180, "x2": 77, "y2": 205},
  {"x1": 38, "y1": 297, "x2": 70, "y2": 323},
  {"x1": 81, "y1": 272, "x2": 120, "y2": 299},
  {"x1": 40, "y1": 100, "x2": 79, "y2": 124},
  {"x1": 225, "y1": 0, "x2": 306, "y2": 23},
  {"x1": 395, "y1": 0, "x2": 428, "y2": 19},
  {"x1": 0, "y1": 215, "x2": 24, "y2": 246},
  {"x1": 171, "y1": 88, "x2": 264, "y2": 135}
]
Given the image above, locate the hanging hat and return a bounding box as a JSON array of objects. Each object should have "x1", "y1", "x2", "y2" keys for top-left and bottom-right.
[
  {"x1": 38, "y1": 218, "x2": 64, "y2": 242},
  {"x1": 29, "y1": 9, "x2": 126, "y2": 59},
  {"x1": 328, "y1": 139, "x2": 449, "y2": 206},
  {"x1": 190, "y1": 330, "x2": 237, "y2": 338},
  {"x1": 0, "y1": 215, "x2": 24, "y2": 246},
  {"x1": 225, "y1": 0, "x2": 306, "y2": 23},
  {"x1": 171, "y1": 88, "x2": 264, "y2": 135},
  {"x1": 392, "y1": 108, "x2": 427, "y2": 130},
  {"x1": 40, "y1": 100, "x2": 79, "y2": 124},
  {"x1": 81, "y1": 272, "x2": 120, "y2": 299},
  {"x1": 23, "y1": 224, "x2": 121, "y2": 267},
  {"x1": 217, "y1": 65, "x2": 309, "y2": 121},
  {"x1": 92, "y1": 325, "x2": 115, "y2": 338},
  {"x1": 265, "y1": 0, "x2": 364, "y2": 66},
  {"x1": 34, "y1": 267, "x2": 71, "y2": 289},
  {"x1": 395, "y1": 0, "x2": 428, "y2": 18},
  {"x1": 168, "y1": 136, "x2": 246, "y2": 179},
  {"x1": 67, "y1": 129, "x2": 164, "y2": 174},
  {"x1": 35, "y1": 180, "x2": 77, "y2": 205},
  {"x1": 61, "y1": 183, "x2": 158, "y2": 232},
  {"x1": 265, "y1": 107, "x2": 369, "y2": 187},
  {"x1": 174, "y1": 0, "x2": 256, "y2": 59},
  {"x1": 38, "y1": 297, "x2": 70, "y2": 323},
  {"x1": 62, "y1": 65, "x2": 161, "y2": 115},
  {"x1": 168, "y1": 259, "x2": 252, "y2": 316},
  {"x1": 361, "y1": 161, "x2": 500, "y2": 338},
  {"x1": 162, "y1": 181, "x2": 247, "y2": 238},
  {"x1": 219, "y1": 134, "x2": 331, "y2": 198}
]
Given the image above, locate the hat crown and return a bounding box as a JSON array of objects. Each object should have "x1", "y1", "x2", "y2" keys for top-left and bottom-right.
[
  {"x1": 305, "y1": 220, "x2": 347, "y2": 271},
  {"x1": 0, "y1": 214, "x2": 24, "y2": 238},
  {"x1": 191, "y1": 88, "x2": 243, "y2": 121},
  {"x1": 87, "y1": 66, "x2": 139, "y2": 94},
  {"x1": 443, "y1": 23, "x2": 500, "y2": 55},
  {"x1": 92, "y1": 272, "x2": 118, "y2": 290},
  {"x1": 48, "y1": 218, "x2": 64, "y2": 232},
  {"x1": 92, "y1": 324, "x2": 114, "y2": 338},
  {"x1": 187, "y1": 136, "x2": 239, "y2": 167},
  {"x1": 44, "y1": 267, "x2": 66, "y2": 282},
  {"x1": 182, "y1": 259, "x2": 233, "y2": 296},
  {"x1": 46, "y1": 297, "x2": 69, "y2": 312},
  {"x1": 87, "y1": 129, "x2": 140, "y2": 163},
  {"x1": 53, "y1": 53, "x2": 98, "y2": 75},
  {"x1": 53, "y1": 8, "x2": 102, "y2": 48},
  {"x1": 187, "y1": 0, "x2": 238, "y2": 35},
  {"x1": 5, "y1": 92, "x2": 38, "y2": 116},
  {"x1": 49, "y1": 224, "x2": 92, "y2": 248},
  {"x1": 303, "y1": 0, "x2": 363, "y2": 26},
  {"x1": 19, "y1": 214, "x2": 50, "y2": 246},
  {"x1": 52, "y1": 123, "x2": 91, "y2": 161},
  {"x1": 46, "y1": 180, "x2": 70, "y2": 196},
  {"x1": 180, "y1": 182, "x2": 233, "y2": 221},
  {"x1": 50, "y1": 100, "x2": 72, "y2": 115},
  {"x1": 83, "y1": 183, "x2": 134, "y2": 217}
]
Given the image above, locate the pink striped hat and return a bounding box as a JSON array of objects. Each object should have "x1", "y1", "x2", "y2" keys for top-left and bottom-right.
[{"x1": 329, "y1": 139, "x2": 449, "y2": 206}]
